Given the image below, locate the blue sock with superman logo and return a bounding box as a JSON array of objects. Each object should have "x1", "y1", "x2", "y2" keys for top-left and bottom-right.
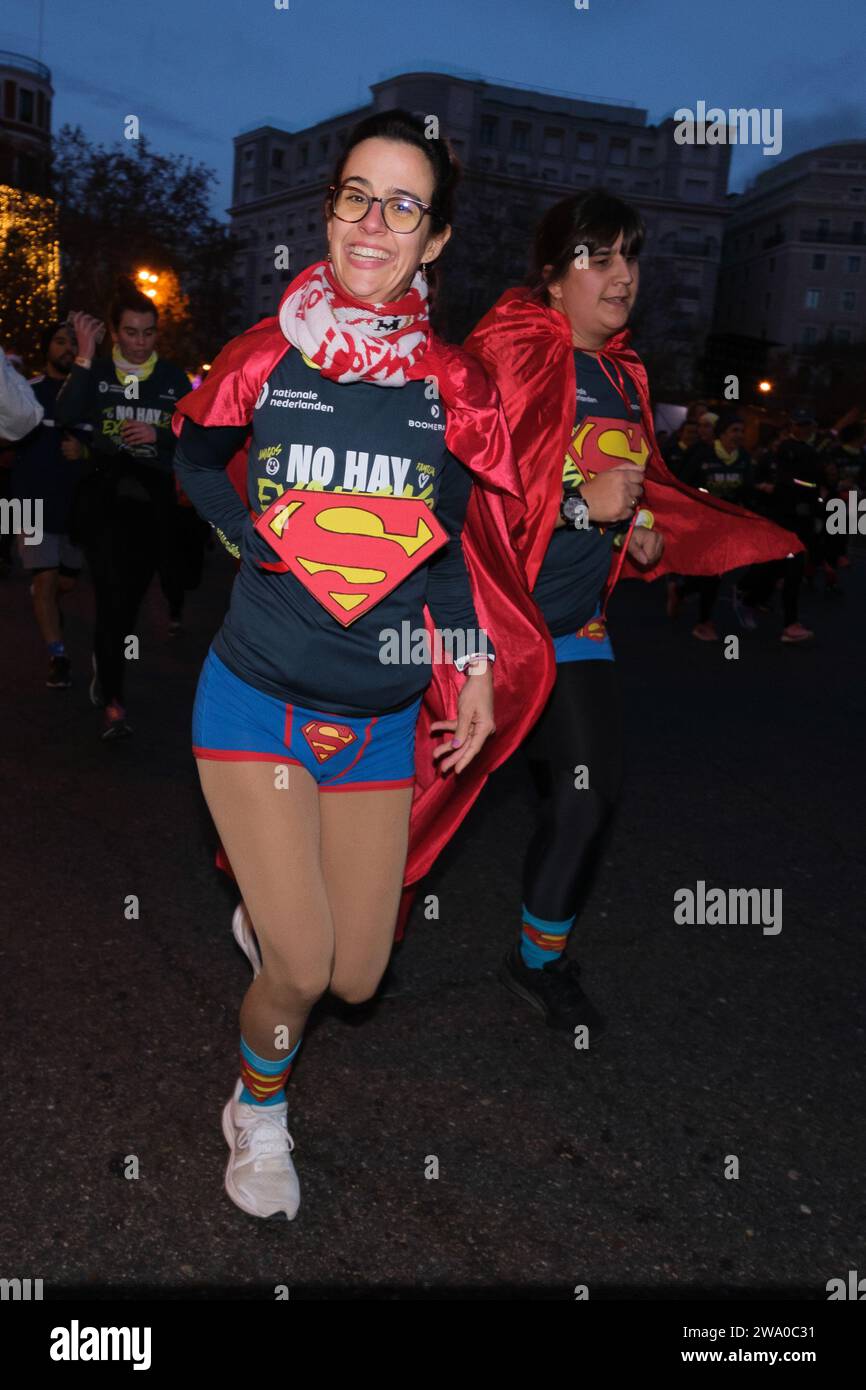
[{"x1": 519, "y1": 905, "x2": 576, "y2": 969}]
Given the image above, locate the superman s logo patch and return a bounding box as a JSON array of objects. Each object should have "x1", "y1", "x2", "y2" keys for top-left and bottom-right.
[{"x1": 252, "y1": 489, "x2": 449, "y2": 626}]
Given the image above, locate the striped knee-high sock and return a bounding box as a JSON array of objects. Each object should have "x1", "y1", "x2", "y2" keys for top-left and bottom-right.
[
  {"x1": 519, "y1": 905, "x2": 576, "y2": 970},
  {"x1": 239, "y1": 1034, "x2": 302, "y2": 1106}
]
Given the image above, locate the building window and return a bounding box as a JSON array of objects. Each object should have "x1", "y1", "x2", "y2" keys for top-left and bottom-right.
[
  {"x1": 853, "y1": 220, "x2": 865, "y2": 242},
  {"x1": 812, "y1": 253, "x2": 827, "y2": 270},
  {"x1": 19, "y1": 87, "x2": 34, "y2": 123},
  {"x1": 609, "y1": 138, "x2": 629, "y2": 165},
  {"x1": 816, "y1": 218, "x2": 830, "y2": 239},
  {"x1": 37, "y1": 91, "x2": 45, "y2": 128},
  {"x1": 541, "y1": 168, "x2": 559, "y2": 183},
  {"x1": 319, "y1": 136, "x2": 329, "y2": 161},
  {"x1": 480, "y1": 116, "x2": 498, "y2": 147},
  {"x1": 851, "y1": 187, "x2": 864, "y2": 200},
  {"x1": 685, "y1": 178, "x2": 709, "y2": 200},
  {"x1": 847, "y1": 255, "x2": 861, "y2": 272},
  {"x1": 543, "y1": 128, "x2": 564, "y2": 157},
  {"x1": 577, "y1": 134, "x2": 596, "y2": 162},
  {"x1": 637, "y1": 145, "x2": 654, "y2": 165},
  {"x1": 298, "y1": 143, "x2": 309, "y2": 169},
  {"x1": 511, "y1": 122, "x2": 531, "y2": 152},
  {"x1": 834, "y1": 327, "x2": 852, "y2": 342},
  {"x1": 244, "y1": 147, "x2": 255, "y2": 164},
  {"x1": 841, "y1": 290, "x2": 856, "y2": 311},
  {"x1": 802, "y1": 325, "x2": 818, "y2": 344},
  {"x1": 271, "y1": 148, "x2": 284, "y2": 169},
  {"x1": 804, "y1": 288, "x2": 822, "y2": 308},
  {"x1": 3, "y1": 81, "x2": 16, "y2": 119}
]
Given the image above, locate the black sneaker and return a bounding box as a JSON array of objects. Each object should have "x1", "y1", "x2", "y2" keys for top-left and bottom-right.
[
  {"x1": 499, "y1": 943, "x2": 606, "y2": 1036},
  {"x1": 46, "y1": 655, "x2": 72, "y2": 689},
  {"x1": 101, "y1": 710, "x2": 133, "y2": 741}
]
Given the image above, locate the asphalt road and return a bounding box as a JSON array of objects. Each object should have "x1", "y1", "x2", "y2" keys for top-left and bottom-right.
[{"x1": 1, "y1": 538, "x2": 863, "y2": 1298}]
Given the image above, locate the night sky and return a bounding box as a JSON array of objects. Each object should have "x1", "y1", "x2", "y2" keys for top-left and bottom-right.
[{"x1": 3, "y1": 0, "x2": 865, "y2": 212}]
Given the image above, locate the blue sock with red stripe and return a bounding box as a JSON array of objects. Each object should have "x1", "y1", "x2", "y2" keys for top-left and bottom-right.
[
  {"x1": 239, "y1": 1035, "x2": 302, "y2": 1106},
  {"x1": 519, "y1": 905, "x2": 576, "y2": 969}
]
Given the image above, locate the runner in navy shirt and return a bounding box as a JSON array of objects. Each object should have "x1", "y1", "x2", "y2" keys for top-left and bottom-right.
[{"x1": 172, "y1": 111, "x2": 499, "y2": 1224}]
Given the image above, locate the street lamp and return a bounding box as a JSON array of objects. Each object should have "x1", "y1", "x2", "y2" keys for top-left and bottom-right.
[
  {"x1": 136, "y1": 268, "x2": 160, "y2": 301},
  {"x1": 758, "y1": 380, "x2": 772, "y2": 394}
]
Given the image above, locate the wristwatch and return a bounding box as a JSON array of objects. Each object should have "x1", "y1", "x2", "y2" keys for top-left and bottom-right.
[{"x1": 560, "y1": 487, "x2": 590, "y2": 529}]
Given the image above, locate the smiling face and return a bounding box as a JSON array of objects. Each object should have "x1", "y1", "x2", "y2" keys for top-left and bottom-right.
[
  {"x1": 326, "y1": 137, "x2": 451, "y2": 305},
  {"x1": 546, "y1": 230, "x2": 640, "y2": 350}
]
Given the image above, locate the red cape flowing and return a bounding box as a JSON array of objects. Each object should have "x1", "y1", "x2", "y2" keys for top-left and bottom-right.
[
  {"x1": 172, "y1": 290, "x2": 556, "y2": 940},
  {"x1": 463, "y1": 289, "x2": 803, "y2": 595}
]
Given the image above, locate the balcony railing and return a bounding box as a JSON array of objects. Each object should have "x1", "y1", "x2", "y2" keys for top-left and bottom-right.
[
  {"x1": 657, "y1": 239, "x2": 716, "y2": 257},
  {"x1": 800, "y1": 228, "x2": 866, "y2": 245}
]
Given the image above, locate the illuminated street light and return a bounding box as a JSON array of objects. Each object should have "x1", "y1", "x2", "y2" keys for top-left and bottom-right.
[
  {"x1": 135, "y1": 267, "x2": 161, "y2": 302},
  {"x1": 758, "y1": 380, "x2": 773, "y2": 394}
]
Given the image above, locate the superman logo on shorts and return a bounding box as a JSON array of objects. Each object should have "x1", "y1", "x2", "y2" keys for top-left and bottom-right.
[{"x1": 301, "y1": 719, "x2": 357, "y2": 764}]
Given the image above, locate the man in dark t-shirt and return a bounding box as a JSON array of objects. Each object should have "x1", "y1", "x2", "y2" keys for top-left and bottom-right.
[{"x1": 55, "y1": 285, "x2": 191, "y2": 738}]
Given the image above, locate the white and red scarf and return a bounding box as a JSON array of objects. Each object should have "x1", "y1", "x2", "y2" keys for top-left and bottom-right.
[{"x1": 277, "y1": 259, "x2": 430, "y2": 386}]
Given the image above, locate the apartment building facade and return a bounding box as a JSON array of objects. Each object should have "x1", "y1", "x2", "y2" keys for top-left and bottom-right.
[{"x1": 714, "y1": 142, "x2": 866, "y2": 361}]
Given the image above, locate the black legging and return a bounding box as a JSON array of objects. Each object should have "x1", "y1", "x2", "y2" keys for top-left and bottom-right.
[
  {"x1": 679, "y1": 574, "x2": 720, "y2": 623},
  {"x1": 522, "y1": 660, "x2": 623, "y2": 923},
  {"x1": 739, "y1": 551, "x2": 805, "y2": 626},
  {"x1": 84, "y1": 496, "x2": 175, "y2": 707}
]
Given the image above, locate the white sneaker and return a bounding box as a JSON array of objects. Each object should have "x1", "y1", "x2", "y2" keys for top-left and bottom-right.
[
  {"x1": 221, "y1": 1078, "x2": 300, "y2": 1220},
  {"x1": 231, "y1": 903, "x2": 262, "y2": 977}
]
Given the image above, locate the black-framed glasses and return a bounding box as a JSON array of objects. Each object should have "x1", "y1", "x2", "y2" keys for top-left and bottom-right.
[{"x1": 329, "y1": 183, "x2": 433, "y2": 234}]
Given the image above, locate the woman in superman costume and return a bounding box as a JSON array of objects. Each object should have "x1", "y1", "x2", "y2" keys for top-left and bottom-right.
[
  {"x1": 463, "y1": 189, "x2": 803, "y2": 1037},
  {"x1": 170, "y1": 111, "x2": 555, "y2": 1220}
]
